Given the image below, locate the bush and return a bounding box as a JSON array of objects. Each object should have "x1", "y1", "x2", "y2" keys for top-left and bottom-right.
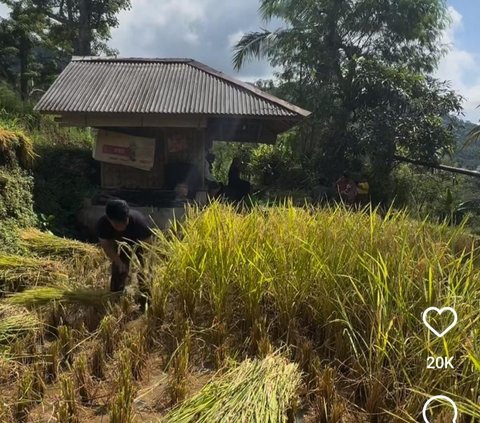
[
  {"x1": 249, "y1": 143, "x2": 308, "y2": 188},
  {"x1": 33, "y1": 144, "x2": 99, "y2": 235},
  {"x1": 0, "y1": 168, "x2": 37, "y2": 252}
]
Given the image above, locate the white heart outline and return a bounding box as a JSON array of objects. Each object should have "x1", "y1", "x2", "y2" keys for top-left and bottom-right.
[
  {"x1": 422, "y1": 307, "x2": 458, "y2": 338},
  {"x1": 422, "y1": 395, "x2": 458, "y2": 422}
]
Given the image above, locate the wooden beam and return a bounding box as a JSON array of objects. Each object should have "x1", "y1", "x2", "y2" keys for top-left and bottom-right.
[
  {"x1": 56, "y1": 113, "x2": 208, "y2": 128},
  {"x1": 394, "y1": 155, "x2": 480, "y2": 178}
]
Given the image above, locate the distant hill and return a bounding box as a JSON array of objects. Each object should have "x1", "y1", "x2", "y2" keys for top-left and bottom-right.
[{"x1": 451, "y1": 118, "x2": 480, "y2": 170}]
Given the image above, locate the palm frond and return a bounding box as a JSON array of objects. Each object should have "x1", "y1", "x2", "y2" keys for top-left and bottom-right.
[
  {"x1": 259, "y1": 0, "x2": 291, "y2": 22},
  {"x1": 232, "y1": 29, "x2": 282, "y2": 71},
  {"x1": 464, "y1": 125, "x2": 480, "y2": 148}
]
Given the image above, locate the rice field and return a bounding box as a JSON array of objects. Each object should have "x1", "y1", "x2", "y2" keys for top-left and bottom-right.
[{"x1": 0, "y1": 203, "x2": 479, "y2": 422}]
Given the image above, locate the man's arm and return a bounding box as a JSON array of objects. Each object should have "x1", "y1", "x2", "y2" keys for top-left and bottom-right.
[{"x1": 99, "y1": 238, "x2": 128, "y2": 273}]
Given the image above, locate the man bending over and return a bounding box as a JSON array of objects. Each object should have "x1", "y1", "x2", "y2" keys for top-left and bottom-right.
[{"x1": 96, "y1": 200, "x2": 152, "y2": 308}]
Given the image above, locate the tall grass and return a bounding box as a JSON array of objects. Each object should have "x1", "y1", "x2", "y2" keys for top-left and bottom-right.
[{"x1": 145, "y1": 202, "x2": 480, "y2": 420}]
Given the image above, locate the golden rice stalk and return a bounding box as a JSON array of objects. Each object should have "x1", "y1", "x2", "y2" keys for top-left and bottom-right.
[
  {"x1": 110, "y1": 349, "x2": 136, "y2": 423},
  {"x1": 0, "y1": 306, "x2": 41, "y2": 345},
  {"x1": 19, "y1": 228, "x2": 102, "y2": 261},
  {"x1": 72, "y1": 352, "x2": 94, "y2": 404},
  {"x1": 0, "y1": 254, "x2": 67, "y2": 291},
  {"x1": 162, "y1": 354, "x2": 302, "y2": 423},
  {"x1": 14, "y1": 366, "x2": 44, "y2": 423},
  {"x1": 0, "y1": 128, "x2": 36, "y2": 169},
  {"x1": 0, "y1": 400, "x2": 13, "y2": 422},
  {"x1": 4, "y1": 286, "x2": 117, "y2": 308},
  {"x1": 54, "y1": 374, "x2": 79, "y2": 423}
]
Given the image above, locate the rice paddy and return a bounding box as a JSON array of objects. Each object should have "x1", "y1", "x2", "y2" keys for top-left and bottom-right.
[{"x1": 1, "y1": 204, "x2": 479, "y2": 422}]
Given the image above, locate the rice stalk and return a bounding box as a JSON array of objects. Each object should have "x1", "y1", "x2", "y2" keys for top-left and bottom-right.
[
  {"x1": 19, "y1": 228, "x2": 102, "y2": 261},
  {"x1": 99, "y1": 314, "x2": 120, "y2": 358},
  {"x1": 146, "y1": 203, "x2": 480, "y2": 418},
  {"x1": 4, "y1": 286, "x2": 117, "y2": 307},
  {"x1": 72, "y1": 351, "x2": 94, "y2": 404},
  {"x1": 0, "y1": 127, "x2": 36, "y2": 169},
  {"x1": 14, "y1": 365, "x2": 44, "y2": 423},
  {"x1": 109, "y1": 349, "x2": 136, "y2": 423},
  {"x1": 162, "y1": 353, "x2": 301, "y2": 423},
  {"x1": 0, "y1": 255, "x2": 67, "y2": 292},
  {"x1": 90, "y1": 341, "x2": 106, "y2": 380},
  {"x1": 0, "y1": 306, "x2": 41, "y2": 345},
  {"x1": 54, "y1": 374, "x2": 79, "y2": 423}
]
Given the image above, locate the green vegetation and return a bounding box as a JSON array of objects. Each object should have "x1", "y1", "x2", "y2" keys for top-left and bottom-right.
[
  {"x1": 0, "y1": 204, "x2": 479, "y2": 421},
  {"x1": 233, "y1": 0, "x2": 463, "y2": 201}
]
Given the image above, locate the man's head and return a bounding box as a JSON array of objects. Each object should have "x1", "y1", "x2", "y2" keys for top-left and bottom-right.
[{"x1": 105, "y1": 199, "x2": 130, "y2": 232}]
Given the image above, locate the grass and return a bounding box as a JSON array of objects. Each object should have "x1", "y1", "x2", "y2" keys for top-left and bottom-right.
[{"x1": 162, "y1": 353, "x2": 301, "y2": 423}]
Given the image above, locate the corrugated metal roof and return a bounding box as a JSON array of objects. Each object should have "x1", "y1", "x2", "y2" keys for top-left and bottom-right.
[{"x1": 35, "y1": 57, "x2": 311, "y2": 118}]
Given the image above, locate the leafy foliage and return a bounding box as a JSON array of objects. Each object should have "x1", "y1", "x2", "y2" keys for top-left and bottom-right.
[
  {"x1": 30, "y1": 0, "x2": 132, "y2": 55},
  {"x1": 234, "y1": 0, "x2": 462, "y2": 202}
]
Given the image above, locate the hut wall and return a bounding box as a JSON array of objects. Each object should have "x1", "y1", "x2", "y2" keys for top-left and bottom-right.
[{"x1": 100, "y1": 128, "x2": 205, "y2": 189}]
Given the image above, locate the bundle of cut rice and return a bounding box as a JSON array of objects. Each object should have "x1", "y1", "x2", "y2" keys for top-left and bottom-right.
[
  {"x1": 0, "y1": 305, "x2": 41, "y2": 344},
  {"x1": 0, "y1": 127, "x2": 36, "y2": 169},
  {"x1": 19, "y1": 228, "x2": 102, "y2": 261},
  {"x1": 0, "y1": 254, "x2": 67, "y2": 291},
  {"x1": 4, "y1": 286, "x2": 117, "y2": 308},
  {"x1": 162, "y1": 354, "x2": 301, "y2": 423}
]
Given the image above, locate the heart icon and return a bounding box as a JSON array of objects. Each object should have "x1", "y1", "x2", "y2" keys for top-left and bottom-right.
[
  {"x1": 422, "y1": 307, "x2": 458, "y2": 338},
  {"x1": 422, "y1": 395, "x2": 458, "y2": 422}
]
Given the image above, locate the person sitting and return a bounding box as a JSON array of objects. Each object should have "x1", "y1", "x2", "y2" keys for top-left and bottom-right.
[
  {"x1": 335, "y1": 173, "x2": 358, "y2": 205},
  {"x1": 227, "y1": 157, "x2": 251, "y2": 201},
  {"x1": 165, "y1": 162, "x2": 202, "y2": 200}
]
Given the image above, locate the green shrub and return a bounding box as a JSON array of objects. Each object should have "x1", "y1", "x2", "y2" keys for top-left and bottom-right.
[
  {"x1": 0, "y1": 168, "x2": 37, "y2": 252},
  {"x1": 33, "y1": 144, "x2": 99, "y2": 235}
]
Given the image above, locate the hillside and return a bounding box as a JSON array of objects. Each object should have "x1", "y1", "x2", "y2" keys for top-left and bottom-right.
[{"x1": 451, "y1": 118, "x2": 480, "y2": 170}]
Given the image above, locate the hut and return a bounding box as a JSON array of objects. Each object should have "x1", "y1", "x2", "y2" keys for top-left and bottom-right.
[{"x1": 34, "y1": 57, "x2": 311, "y2": 234}]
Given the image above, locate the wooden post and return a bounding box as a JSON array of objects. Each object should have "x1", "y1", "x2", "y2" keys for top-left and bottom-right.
[{"x1": 201, "y1": 129, "x2": 206, "y2": 190}]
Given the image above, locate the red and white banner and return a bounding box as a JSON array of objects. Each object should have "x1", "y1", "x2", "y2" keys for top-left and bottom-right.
[{"x1": 93, "y1": 130, "x2": 156, "y2": 171}]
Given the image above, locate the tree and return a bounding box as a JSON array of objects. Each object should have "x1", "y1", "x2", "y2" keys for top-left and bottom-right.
[
  {"x1": 30, "y1": 0, "x2": 131, "y2": 55},
  {"x1": 0, "y1": 1, "x2": 47, "y2": 100},
  {"x1": 233, "y1": 0, "x2": 462, "y2": 201}
]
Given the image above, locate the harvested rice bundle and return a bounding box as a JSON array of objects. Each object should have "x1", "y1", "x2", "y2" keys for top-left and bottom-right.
[
  {"x1": 0, "y1": 127, "x2": 36, "y2": 169},
  {"x1": 19, "y1": 228, "x2": 102, "y2": 261},
  {"x1": 162, "y1": 354, "x2": 301, "y2": 423},
  {"x1": 0, "y1": 254, "x2": 67, "y2": 291},
  {"x1": 4, "y1": 286, "x2": 117, "y2": 308},
  {"x1": 0, "y1": 306, "x2": 41, "y2": 344}
]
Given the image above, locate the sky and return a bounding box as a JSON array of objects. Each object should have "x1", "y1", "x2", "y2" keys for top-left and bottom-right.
[{"x1": 0, "y1": 0, "x2": 479, "y2": 123}]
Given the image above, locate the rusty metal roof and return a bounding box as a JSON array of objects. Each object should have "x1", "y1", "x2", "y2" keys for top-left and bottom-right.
[{"x1": 35, "y1": 57, "x2": 311, "y2": 119}]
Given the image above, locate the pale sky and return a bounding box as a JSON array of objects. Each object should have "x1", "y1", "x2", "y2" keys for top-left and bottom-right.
[{"x1": 0, "y1": 0, "x2": 479, "y2": 123}]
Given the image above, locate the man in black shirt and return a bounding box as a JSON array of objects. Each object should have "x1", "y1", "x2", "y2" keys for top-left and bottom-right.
[{"x1": 96, "y1": 200, "x2": 152, "y2": 303}]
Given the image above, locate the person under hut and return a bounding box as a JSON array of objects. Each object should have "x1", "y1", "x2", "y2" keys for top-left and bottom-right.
[
  {"x1": 96, "y1": 199, "x2": 152, "y2": 311},
  {"x1": 227, "y1": 157, "x2": 251, "y2": 201},
  {"x1": 204, "y1": 152, "x2": 223, "y2": 199}
]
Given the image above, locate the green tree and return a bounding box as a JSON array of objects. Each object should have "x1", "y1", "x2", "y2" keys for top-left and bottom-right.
[
  {"x1": 31, "y1": 0, "x2": 131, "y2": 55},
  {"x1": 0, "y1": 1, "x2": 47, "y2": 100},
  {"x1": 233, "y1": 0, "x2": 462, "y2": 202}
]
